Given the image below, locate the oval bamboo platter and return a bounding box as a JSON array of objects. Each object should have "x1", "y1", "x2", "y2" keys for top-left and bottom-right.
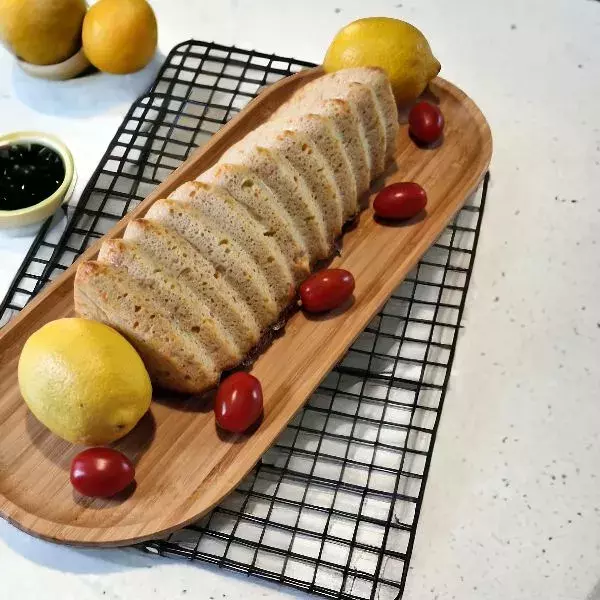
[{"x1": 0, "y1": 67, "x2": 492, "y2": 546}]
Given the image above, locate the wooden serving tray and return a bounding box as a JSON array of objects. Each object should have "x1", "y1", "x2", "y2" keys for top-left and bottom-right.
[{"x1": 0, "y1": 67, "x2": 492, "y2": 546}]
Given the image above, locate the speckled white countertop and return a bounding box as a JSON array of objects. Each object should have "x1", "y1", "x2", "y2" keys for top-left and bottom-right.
[{"x1": 1, "y1": 1, "x2": 599, "y2": 599}]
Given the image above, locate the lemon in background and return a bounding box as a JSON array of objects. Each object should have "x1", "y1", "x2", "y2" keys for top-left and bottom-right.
[
  {"x1": 82, "y1": 0, "x2": 157, "y2": 74},
  {"x1": 324, "y1": 17, "x2": 441, "y2": 105},
  {"x1": 18, "y1": 318, "x2": 152, "y2": 445},
  {"x1": 0, "y1": 0, "x2": 86, "y2": 65}
]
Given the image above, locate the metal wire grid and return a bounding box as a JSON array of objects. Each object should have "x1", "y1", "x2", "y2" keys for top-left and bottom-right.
[
  {"x1": 139, "y1": 179, "x2": 487, "y2": 600},
  {"x1": 0, "y1": 40, "x2": 489, "y2": 600}
]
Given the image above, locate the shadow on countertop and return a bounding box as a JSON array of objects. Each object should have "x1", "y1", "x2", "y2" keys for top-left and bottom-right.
[
  {"x1": 10, "y1": 51, "x2": 165, "y2": 118},
  {"x1": 0, "y1": 518, "x2": 161, "y2": 574}
]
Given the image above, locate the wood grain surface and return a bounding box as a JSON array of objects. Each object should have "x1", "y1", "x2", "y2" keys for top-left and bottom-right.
[{"x1": 0, "y1": 67, "x2": 492, "y2": 546}]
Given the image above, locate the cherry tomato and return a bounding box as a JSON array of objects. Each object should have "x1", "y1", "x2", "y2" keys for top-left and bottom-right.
[
  {"x1": 70, "y1": 448, "x2": 135, "y2": 498},
  {"x1": 299, "y1": 268, "x2": 355, "y2": 313},
  {"x1": 215, "y1": 372, "x2": 263, "y2": 433},
  {"x1": 373, "y1": 182, "x2": 427, "y2": 220},
  {"x1": 408, "y1": 101, "x2": 444, "y2": 144}
]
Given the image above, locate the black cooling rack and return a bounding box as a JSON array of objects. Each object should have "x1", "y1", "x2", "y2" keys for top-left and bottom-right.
[{"x1": 0, "y1": 41, "x2": 489, "y2": 600}]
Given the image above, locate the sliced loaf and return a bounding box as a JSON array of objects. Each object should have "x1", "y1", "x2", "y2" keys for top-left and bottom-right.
[
  {"x1": 74, "y1": 66, "x2": 400, "y2": 395},
  {"x1": 273, "y1": 97, "x2": 370, "y2": 199},
  {"x1": 145, "y1": 198, "x2": 279, "y2": 329},
  {"x1": 167, "y1": 181, "x2": 294, "y2": 309},
  {"x1": 98, "y1": 238, "x2": 242, "y2": 371},
  {"x1": 219, "y1": 144, "x2": 330, "y2": 263},
  {"x1": 195, "y1": 164, "x2": 310, "y2": 283},
  {"x1": 75, "y1": 261, "x2": 220, "y2": 392},
  {"x1": 124, "y1": 218, "x2": 261, "y2": 354},
  {"x1": 270, "y1": 113, "x2": 358, "y2": 220}
]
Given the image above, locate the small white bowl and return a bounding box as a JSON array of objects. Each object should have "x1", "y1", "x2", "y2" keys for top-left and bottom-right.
[
  {"x1": 17, "y1": 47, "x2": 91, "y2": 81},
  {"x1": 0, "y1": 131, "x2": 76, "y2": 230}
]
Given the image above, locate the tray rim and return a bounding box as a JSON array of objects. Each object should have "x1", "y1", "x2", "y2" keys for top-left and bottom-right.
[{"x1": 0, "y1": 67, "x2": 492, "y2": 547}]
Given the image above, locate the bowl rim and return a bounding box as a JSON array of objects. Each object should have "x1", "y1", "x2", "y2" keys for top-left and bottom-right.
[
  {"x1": 0, "y1": 131, "x2": 75, "y2": 217},
  {"x1": 16, "y1": 46, "x2": 91, "y2": 81}
]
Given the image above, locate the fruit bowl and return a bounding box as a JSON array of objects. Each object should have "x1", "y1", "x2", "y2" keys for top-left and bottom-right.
[{"x1": 16, "y1": 46, "x2": 91, "y2": 81}]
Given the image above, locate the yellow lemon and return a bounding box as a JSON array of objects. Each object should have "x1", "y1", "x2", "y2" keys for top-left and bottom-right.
[
  {"x1": 0, "y1": 0, "x2": 86, "y2": 65},
  {"x1": 324, "y1": 17, "x2": 441, "y2": 105},
  {"x1": 82, "y1": 0, "x2": 157, "y2": 74},
  {"x1": 18, "y1": 318, "x2": 152, "y2": 445}
]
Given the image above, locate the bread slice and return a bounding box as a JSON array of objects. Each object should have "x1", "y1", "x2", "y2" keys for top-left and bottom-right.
[
  {"x1": 270, "y1": 113, "x2": 358, "y2": 220},
  {"x1": 75, "y1": 261, "x2": 219, "y2": 393},
  {"x1": 73, "y1": 67, "x2": 399, "y2": 396},
  {"x1": 146, "y1": 198, "x2": 279, "y2": 329},
  {"x1": 282, "y1": 76, "x2": 386, "y2": 179},
  {"x1": 219, "y1": 144, "x2": 330, "y2": 263},
  {"x1": 238, "y1": 123, "x2": 343, "y2": 245},
  {"x1": 273, "y1": 97, "x2": 370, "y2": 200},
  {"x1": 98, "y1": 239, "x2": 242, "y2": 371},
  {"x1": 195, "y1": 164, "x2": 310, "y2": 283},
  {"x1": 327, "y1": 68, "x2": 398, "y2": 162},
  {"x1": 124, "y1": 219, "x2": 261, "y2": 354},
  {"x1": 167, "y1": 181, "x2": 294, "y2": 309}
]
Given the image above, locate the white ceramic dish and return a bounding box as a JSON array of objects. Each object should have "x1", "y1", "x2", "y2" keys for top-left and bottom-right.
[
  {"x1": 17, "y1": 47, "x2": 91, "y2": 81},
  {"x1": 0, "y1": 131, "x2": 76, "y2": 230}
]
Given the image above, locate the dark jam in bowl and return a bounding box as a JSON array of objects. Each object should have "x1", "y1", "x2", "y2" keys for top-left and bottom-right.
[{"x1": 0, "y1": 143, "x2": 65, "y2": 211}]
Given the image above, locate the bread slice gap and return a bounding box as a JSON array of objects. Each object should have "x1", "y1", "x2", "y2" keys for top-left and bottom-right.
[
  {"x1": 282, "y1": 75, "x2": 386, "y2": 180},
  {"x1": 273, "y1": 96, "x2": 370, "y2": 200},
  {"x1": 237, "y1": 123, "x2": 343, "y2": 246},
  {"x1": 328, "y1": 67, "x2": 399, "y2": 162}
]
